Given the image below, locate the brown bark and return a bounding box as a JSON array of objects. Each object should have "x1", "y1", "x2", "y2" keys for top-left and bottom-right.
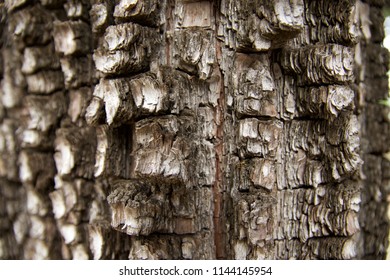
[{"x1": 0, "y1": 0, "x2": 388, "y2": 260}]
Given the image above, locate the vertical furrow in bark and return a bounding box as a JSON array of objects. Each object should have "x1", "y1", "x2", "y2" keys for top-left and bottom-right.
[{"x1": 213, "y1": 24, "x2": 227, "y2": 259}]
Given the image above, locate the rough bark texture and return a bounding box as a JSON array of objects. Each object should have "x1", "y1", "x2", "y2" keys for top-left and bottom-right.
[{"x1": 0, "y1": 0, "x2": 389, "y2": 259}]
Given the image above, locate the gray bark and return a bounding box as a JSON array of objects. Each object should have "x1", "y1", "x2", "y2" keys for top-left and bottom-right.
[{"x1": 0, "y1": 0, "x2": 389, "y2": 259}]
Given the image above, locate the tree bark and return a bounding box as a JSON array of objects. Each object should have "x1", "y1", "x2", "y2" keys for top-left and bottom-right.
[{"x1": 0, "y1": 0, "x2": 389, "y2": 259}]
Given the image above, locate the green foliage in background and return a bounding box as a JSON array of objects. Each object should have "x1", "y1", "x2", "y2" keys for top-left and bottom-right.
[
  {"x1": 384, "y1": 7, "x2": 390, "y2": 18},
  {"x1": 380, "y1": 98, "x2": 390, "y2": 107}
]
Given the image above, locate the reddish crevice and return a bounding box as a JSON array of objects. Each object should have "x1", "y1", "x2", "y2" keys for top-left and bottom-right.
[
  {"x1": 212, "y1": 2, "x2": 227, "y2": 259},
  {"x1": 165, "y1": 0, "x2": 173, "y2": 66}
]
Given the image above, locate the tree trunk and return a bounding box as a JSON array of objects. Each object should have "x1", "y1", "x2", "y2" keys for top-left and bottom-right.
[{"x1": 0, "y1": 0, "x2": 389, "y2": 260}]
